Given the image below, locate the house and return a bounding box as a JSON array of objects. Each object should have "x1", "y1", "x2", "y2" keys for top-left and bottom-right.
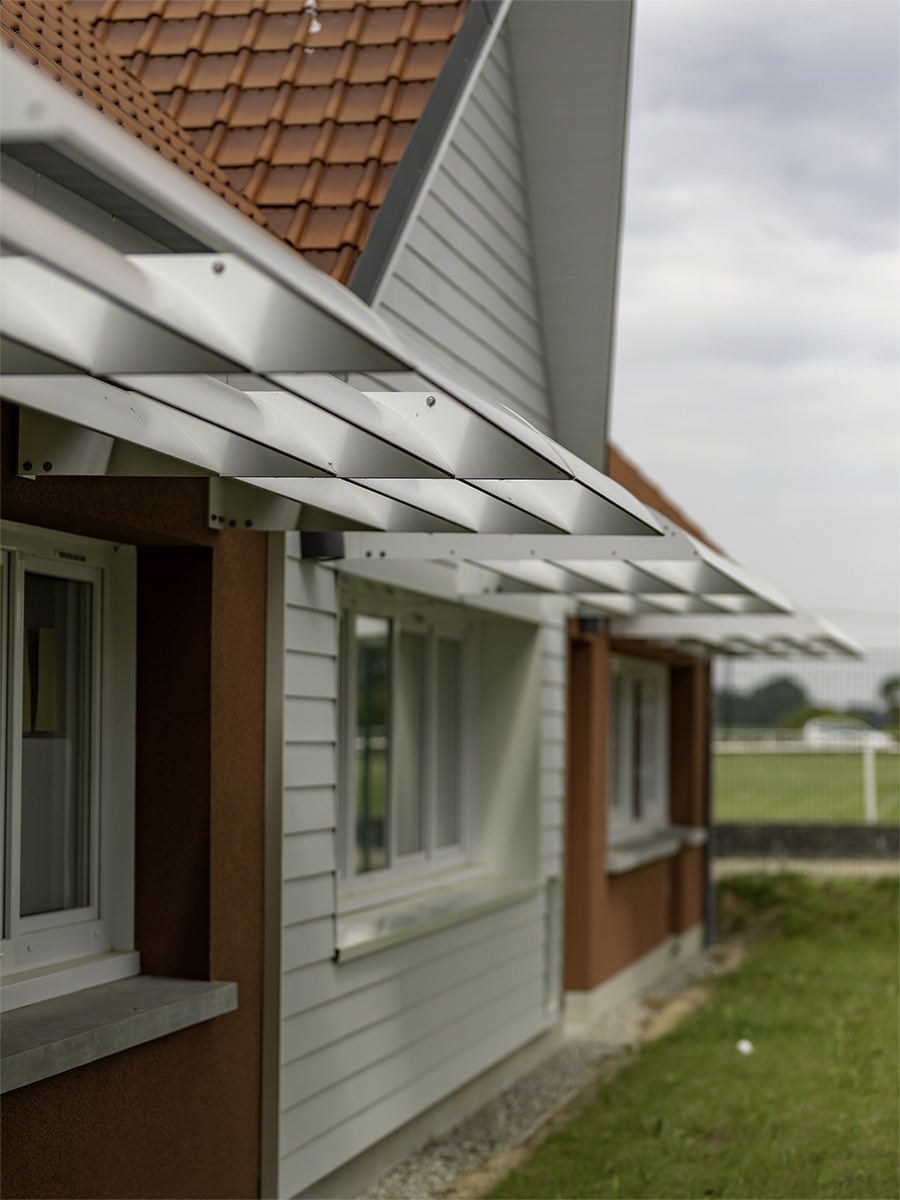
[{"x1": 0, "y1": 3, "x2": 859, "y2": 1198}]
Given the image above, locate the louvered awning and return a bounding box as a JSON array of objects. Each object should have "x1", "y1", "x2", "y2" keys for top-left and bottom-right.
[
  {"x1": 0, "y1": 50, "x2": 660, "y2": 539},
  {"x1": 331, "y1": 516, "x2": 795, "y2": 618},
  {"x1": 607, "y1": 612, "x2": 863, "y2": 658}
]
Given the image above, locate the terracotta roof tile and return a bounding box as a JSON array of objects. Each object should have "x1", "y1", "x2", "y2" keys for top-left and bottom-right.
[
  {"x1": 242, "y1": 47, "x2": 290, "y2": 85},
  {"x1": 367, "y1": 160, "x2": 393, "y2": 206},
  {"x1": 148, "y1": 18, "x2": 200, "y2": 56},
  {"x1": 100, "y1": 19, "x2": 146, "y2": 56},
  {"x1": 216, "y1": 124, "x2": 267, "y2": 164},
  {"x1": 188, "y1": 52, "x2": 236, "y2": 88},
  {"x1": 2, "y1": 0, "x2": 269, "y2": 227},
  {"x1": 254, "y1": 164, "x2": 300, "y2": 203},
  {"x1": 412, "y1": 4, "x2": 459, "y2": 41},
  {"x1": 300, "y1": 204, "x2": 352, "y2": 248},
  {"x1": 359, "y1": 5, "x2": 405, "y2": 45},
  {"x1": 382, "y1": 120, "x2": 410, "y2": 162},
  {"x1": 349, "y1": 42, "x2": 396, "y2": 84},
  {"x1": 271, "y1": 122, "x2": 319, "y2": 163},
  {"x1": 325, "y1": 120, "x2": 376, "y2": 163},
  {"x1": 401, "y1": 40, "x2": 446, "y2": 80},
  {"x1": 314, "y1": 161, "x2": 364, "y2": 205},
  {"x1": 8, "y1": 0, "x2": 468, "y2": 283},
  {"x1": 256, "y1": 9, "x2": 303, "y2": 48},
  {"x1": 229, "y1": 85, "x2": 279, "y2": 123},
  {"x1": 280, "y1": 83, "x2": 327, "y2": 123},
  {"x1": 139, "y1": 52, "x2": 181, "y2": 89},
  {"x1": 337, "y1": 80, "x2": 383, "y2": 122}
]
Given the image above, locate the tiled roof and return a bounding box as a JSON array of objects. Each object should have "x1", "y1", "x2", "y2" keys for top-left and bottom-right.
[
  {"x1": 68, "y1": 0, "x2": 468, "y2": 281},
  {"x1": 0, "y1": 0, "x2": 267, "y2": 226},
  {"x1": 607, "y1": 444, "x2": 725, "y2": 554}
]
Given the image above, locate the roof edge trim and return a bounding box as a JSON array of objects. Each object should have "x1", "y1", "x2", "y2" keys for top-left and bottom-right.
[{"x1": 348, "y1": 0, "x2": 508, "y2": 304}]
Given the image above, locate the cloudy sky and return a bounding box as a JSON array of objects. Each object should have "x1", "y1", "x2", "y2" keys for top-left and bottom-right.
[{"x1": 609, "y1": 0, "x2": 899, "y2": 652}]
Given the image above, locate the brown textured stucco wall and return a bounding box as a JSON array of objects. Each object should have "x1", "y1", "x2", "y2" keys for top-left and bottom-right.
[
  {"x1": 600, "y1": 858, "x2": 672, "y2": 980},
  {"x1": 564, "y1": 626, "x2": 609, "y2": 991},
  {"x1": 1, "y1": 415, "x2": 267, "y2": 1199},
  {"x1": 565, "y1": 625, "x2": 708, "y2": 993}
]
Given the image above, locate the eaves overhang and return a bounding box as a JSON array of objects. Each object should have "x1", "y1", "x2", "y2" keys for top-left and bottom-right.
[{"x1": 0, "y1": 47, "x2": 662, "y2": 538}]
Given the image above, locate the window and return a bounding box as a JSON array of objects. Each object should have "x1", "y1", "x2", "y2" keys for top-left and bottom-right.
[
  {"x1": 339, "y1": 582, "x2": 470, "y2": 886},
  {"x1": 1, "y1": 523, "x2": 136, "y2": 1006},
  {"x1": 608, "y1": 654, "x2": 669, "y2": 835}
]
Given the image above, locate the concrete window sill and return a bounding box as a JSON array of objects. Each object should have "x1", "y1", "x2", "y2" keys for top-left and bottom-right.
[
  {"x1": 606, "y1": 825, "x2": 710, "y2": 875},
  {"x1": 606, "y1": 829, "x2": 683, "y2": 875},
  {"x1": 336, "y1": 877, "x2": 543, "y2": 962},
  {"x1": 674, "y1": 825, "x2": 709, "y2": 849},
  {"x1": 1, "y1": 975, "x2": 237, "y2": 1093}
]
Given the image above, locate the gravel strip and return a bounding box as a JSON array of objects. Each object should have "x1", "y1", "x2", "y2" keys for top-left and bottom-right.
[{"x1": 358, "y1": 946, "x2": 723, "y2": 1200}]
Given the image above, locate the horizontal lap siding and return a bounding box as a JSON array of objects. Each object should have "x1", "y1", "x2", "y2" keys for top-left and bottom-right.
[
  {"x1": 278, "y1": 552, "x2": 342, "y2": 1193},
  {"x1": 280, "y1": 1005, "x2": 546, "y2": 1195},
  {"x1": 376, "y1": 25, "x2": 553, "y2": 436},
  {"x1": 276, "y1": 548, "x2": 558, "y2": 1196},
  {"x1": 279, "y1": 898, "x2": 549, "y2": 1197}
]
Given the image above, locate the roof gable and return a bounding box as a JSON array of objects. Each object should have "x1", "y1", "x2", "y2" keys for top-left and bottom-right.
[{"x1": 367, "y1": 16, "x2": 557, "y2": 437}]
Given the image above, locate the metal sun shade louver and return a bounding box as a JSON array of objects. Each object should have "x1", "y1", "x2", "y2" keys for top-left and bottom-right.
[{"x1": 0, "y1": 50, "x2": 661, "y2": 538}]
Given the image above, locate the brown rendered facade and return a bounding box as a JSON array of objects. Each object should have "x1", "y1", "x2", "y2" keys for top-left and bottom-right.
[
  {"x1": 564, "y1": 628, "x2": 709, "y2": 995},
  {"x1": 1, "y1": 407, "x2": 268, "y2": 1200}
]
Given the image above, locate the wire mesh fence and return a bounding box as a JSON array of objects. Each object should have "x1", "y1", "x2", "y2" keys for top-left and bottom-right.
[{"x1": 710, "y1": 649, "x2": 900, "y2": 871}]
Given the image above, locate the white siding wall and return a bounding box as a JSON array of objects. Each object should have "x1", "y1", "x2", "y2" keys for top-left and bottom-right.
[
  {"x1": 375, "y1": 25, "x2": 554, "y2": 436},
  {"x1": 272, "y1": 541, "x2": 566, "y2": 1197}
]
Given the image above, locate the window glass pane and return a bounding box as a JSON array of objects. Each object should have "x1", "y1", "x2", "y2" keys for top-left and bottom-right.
[
  {"x1": 20, "y1": 572, "x2": 93, "y2": 917},
  {"x1": 395, "y1": 630, "x2": 426, "y2": 856},
  {"x1": 638, "y1": 677, "x2": 659, "y2": 817},
  {"x1": 631, "y1": 679, "x2": 643, "y2": 821},
  {"x1": 436, "y1": 637, "x2": 461, "y2": 847},
  {"x1": 609, "y1": 671, "x2": 622, "y2": 814},
  {"x1": 355, "y1": 615, "x2": 389, "y2": 873}
]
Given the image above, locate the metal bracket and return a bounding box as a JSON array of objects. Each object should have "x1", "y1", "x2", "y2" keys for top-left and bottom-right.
[{"x1": 207, "y1": 477, "x2": 302, "y2": 531}]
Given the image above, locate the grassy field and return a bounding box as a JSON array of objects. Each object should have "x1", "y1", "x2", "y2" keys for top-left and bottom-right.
[
  {"x1": 488, "y1": 875, "x2": 899, "y2": 1200},
  {"x1": 713, "y1": 751, "x2": 900, "y2": 823}
]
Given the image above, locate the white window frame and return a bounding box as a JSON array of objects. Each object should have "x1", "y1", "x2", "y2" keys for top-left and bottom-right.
[
  {"x1": 338, "y1": 580, "x2": 476, "y2": 894},
  {"x1": 608, "y1": 653, "x2": 670, "y2": 839},
  {"x1": 1, "y1": 521, "x2": 137, "y2": 1008}
]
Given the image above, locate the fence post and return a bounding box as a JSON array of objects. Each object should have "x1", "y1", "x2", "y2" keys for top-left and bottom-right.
[{"x1": 863, "y1": 744, "x2": 877, "y2": 825}]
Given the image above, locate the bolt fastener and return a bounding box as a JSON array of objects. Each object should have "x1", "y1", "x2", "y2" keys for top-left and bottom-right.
[
  {"x1": 22, "y1": 461, "x2": 32, "y2": 471},
  {"x1": 212, "y1": 261, "x2": 225, "y2": 274},
  {"x1": 43, "y1": 462, "x2": 52, "y2": 472},
  {"x1": 426, "y1": 395, "x2": 436, "y2": 407}
]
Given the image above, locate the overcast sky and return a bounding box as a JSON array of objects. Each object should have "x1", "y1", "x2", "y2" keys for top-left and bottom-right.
[{"x1": 609, "y1": 0, "x2": 899, "y2": 652}]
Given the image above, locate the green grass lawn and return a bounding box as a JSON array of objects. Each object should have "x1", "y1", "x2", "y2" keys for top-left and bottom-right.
[
  {"x1": 488, "y1": 876, "x2": 899, "y2": 1200},
  {"x1": 713, "y1": 752, "x2": 900, "y2": 823}
]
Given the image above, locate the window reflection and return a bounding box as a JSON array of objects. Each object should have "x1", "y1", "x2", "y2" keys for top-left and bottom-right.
[
  {"x1": 436, "y1": 637, "x2": 461, "y2": 847},
  {"x1": 20, "y1": 572, "x2": 93, "y2": 916},
  {"x1": 395, "y1": 631, "x2": 425, "y2": 856},
  {"x1": 355, "y1": 615, "x2": 389, "y2": 873}
]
